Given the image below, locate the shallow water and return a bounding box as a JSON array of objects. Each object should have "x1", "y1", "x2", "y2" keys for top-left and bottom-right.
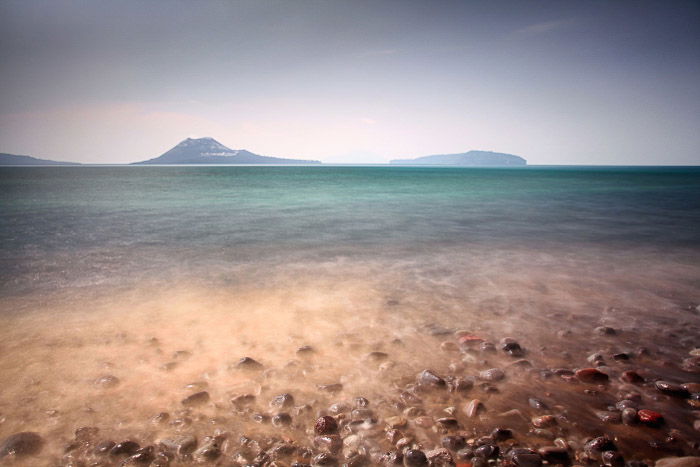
[{"x1": 1, "y1": 166, "x2": 699, "y2": 465}]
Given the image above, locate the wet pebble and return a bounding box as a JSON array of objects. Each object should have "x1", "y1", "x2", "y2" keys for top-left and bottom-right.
[
  {"x1": 656, "y1": 381, "x2": 691, "y2": 398},
  {"x1": 595, "y1": 410, "x2": 622, "y2": 424},
  {"x1": 110, "y1": 440, "x2": 140, "y2": 456},
  {"x1": 158, "y1": 435, "x2": 197, "y2": 455},
  {"x1": 501, "y1": 338, "x2": 525, "y2": 357},
  {"x1": 417, "y1": 369, "x2": 446, "y2": 388},
  {"x1": 315, "y1": 415, "x2": 338, "y2": 435},
  {"x1": 465, "y1": 399, "x2": 485, "y2": 417},
  {"x1": 532, "y1": 415, "x2": 556, "y2": 427},
  {"x1": 638, "y1": 409, "x2": 664, "y2": 426},
  {"x1": 506, "y1": 448, "x2": 542, "y2": 467},
  {"x1": 403, "y1": 449, "x2": 428, "y2": 466},
  {"x1": 478, "y1": 368, "x2": 505, "y2": 381},
  {"x1": 528, "y1": 398, "x2": 548, "y2": 410}
]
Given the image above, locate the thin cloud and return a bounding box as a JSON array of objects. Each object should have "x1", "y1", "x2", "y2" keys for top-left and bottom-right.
[{"x1": 514, "y1": 19, "x2": 575, "y2": 37}]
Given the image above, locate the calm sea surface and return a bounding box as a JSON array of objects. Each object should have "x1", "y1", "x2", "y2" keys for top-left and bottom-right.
[
  {"x1": 1, "y1": 166, "x2": 699, "y2": 464},
  {"x1": 2, "y1": 165, "x2": 699, "y2": 295}
]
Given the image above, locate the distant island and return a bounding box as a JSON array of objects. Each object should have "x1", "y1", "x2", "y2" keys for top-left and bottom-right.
[
  {"x1": 0, "y1": 153, "x2": 79, "y2": 166},
  {"x1": 390, "y1": 150, "x2": 526, "y2": 166},
  {"x1": 1, "y1": 141, "x2": 526, "y2": 167},
  {"x1": 133, "y1": 137, "x2": 321, "y2": 165}
]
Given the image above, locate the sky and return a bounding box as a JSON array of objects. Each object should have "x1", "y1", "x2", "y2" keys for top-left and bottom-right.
[{"x1": 0, "y1": 0, "x2": 699, "y2": 165}]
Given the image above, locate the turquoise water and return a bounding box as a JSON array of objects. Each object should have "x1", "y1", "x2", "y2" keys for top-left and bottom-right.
[{"x1": 2, "y1": 165, "x2": 699, "y2": 294}]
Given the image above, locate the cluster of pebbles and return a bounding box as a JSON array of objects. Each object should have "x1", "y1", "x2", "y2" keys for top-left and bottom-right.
[{"x1": 2, "y1": 325, "x2": 700, "y2": 467}]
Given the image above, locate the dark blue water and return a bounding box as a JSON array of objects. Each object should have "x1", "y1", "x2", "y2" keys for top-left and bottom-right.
[{"x1": 1, "y1": 166, "x2": 699, "y2": 295}]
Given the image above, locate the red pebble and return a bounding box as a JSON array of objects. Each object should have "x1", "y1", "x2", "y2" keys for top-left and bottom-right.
[
  {"x1": 575, "y1": 368, "x2": 609, "y2": 384},
  {"x1": 458, "y1": 335, "x2": 484, "y2": 346},
  {"x1": 638, "y1": 409, "x2": 663, "y2": 426}
]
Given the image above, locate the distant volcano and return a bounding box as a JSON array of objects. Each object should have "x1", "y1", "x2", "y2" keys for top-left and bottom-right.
[
  {"x1": 133, "y1": 137, "x2": 321, "y2": 165},
  {"x1": 390, "y1": 150, "x2": 526, "y2": 166}
]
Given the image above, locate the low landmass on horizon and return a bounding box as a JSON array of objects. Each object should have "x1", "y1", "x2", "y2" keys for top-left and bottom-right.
[
  {"x1": 0, "y1": 153, "x2": 80, "y2": 166},
  {"x1": 1, "y1": 139, "x2": 527, "y2": 166},
  {"x1": 391, "y1": 150, "x2": 527, "y2": 166}
]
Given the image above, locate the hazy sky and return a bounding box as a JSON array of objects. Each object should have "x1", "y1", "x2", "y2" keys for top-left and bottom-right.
[{"x1": 1, "y1": 0, "x2": 699, "y2": 164}]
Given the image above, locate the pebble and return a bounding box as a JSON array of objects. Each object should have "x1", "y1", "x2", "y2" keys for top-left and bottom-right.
[
  {"x1": 272, "y1": 412, "x2": 292, "y2": 427},
  {"x1": 317, "y1": 383, "x2": 343, "y2": 393},
  {"x1": 441, "y1": 435, "x2": 466, "y2": 451},
  {"x1": 0, "y1": 432, "x2": 44, "y2": 458},
  {"x1": 600, "y1": 450, "x2": 625, "y2": 467},
  {"x1": 528, "y1": 398, "x2": 548, "y2": 410},
  {"x1": 418, "y1": 369, "x2": 446, "y2": 388},
  {"x1": 478, "y1": 368, "x2": 505, "y2": 381},
  {"x1": 231, "y1": 393, "x2": 256, "y2": 408},
  {"x1": 506, "y1": 447, "x2": 543, "y2": 466},
  {"x1": 656, "y1": 381, "x2": 691, "y2": 398},
  {"x1": 474, "y1": 444, "x2": 499, "y2": 459},
  {"x1": 595, "y1": 326, "x2": 617, "y2": 335},
  {"x1": 532, "y1": 415, "x2": 556, "y2": 427},
  {"x1": 621, "y1": 370, "x2": 645, "y2": 384},
  {"x1": 491, "y1": 427, "x2": 513, "y2": 441},
  {"x1": 110, "y1": 440, "x2": 140, "y2": 456},
  {"x1": 314, "y1": 416, "x2": 338, "y2": 435},
  {"x1": 575, "y1": 368, "x2": 609, "y2": 383},
  {"x1": 386, "y1": 416, "x2": 407, "y2": 428},
  {"x1": 313, "y1": 435, "x2": 342, "y2": 454},
  {"x1": 181, "y1": 391, "x2": 209, "y2": 406},
  {"x1": 500, "y1": 338, "x2": 525, "y2": 357},
  {"x1": 403, "y1": 449, "x2": 428, "y2": 466},
  {"x1": 594, "y1": 410, "x2": 621, "y2": 424},
  {"x1": 354, "y1": 396, "x2": 369, "y2": 408},
  {"x1": 234, "y1": 357, "x2": 263, "y2": 370},
  {"x1": 537, "y1": 446, "x2": 570, "y2": 464},
  {"x1": 297, "y1": 345, "x2": 314, "y2": 354},
  {"x1": 270, "y1": 393, "x2": 295, "y2": 408},
  {"x1": 622, "y1": 407, "x2": 638, "y2": 425},
  {"x1": 158, "y1": 435, "x2": 197, "y2": 455},
  {"x1": 638, "y1": 409, "x2": 664, "y2": 426},
  {"x1": 94, "y1": 375, "x2": 120, "y2": 388},
  {"x1": 584, "y1": 437, "x2": 617, "y2": 459},
  {"x1": 465, "y1": 399, "x2": 485, "y2": 417}
]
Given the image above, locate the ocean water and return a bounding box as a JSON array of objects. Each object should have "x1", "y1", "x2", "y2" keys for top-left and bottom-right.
[{"x1": 1, "y1": 165, "x2": 699, "y2": 464}]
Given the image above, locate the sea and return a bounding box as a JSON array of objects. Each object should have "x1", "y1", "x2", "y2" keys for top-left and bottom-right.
[{"x1": 1, "y1": 165, "x2": 699, "y2": 464}]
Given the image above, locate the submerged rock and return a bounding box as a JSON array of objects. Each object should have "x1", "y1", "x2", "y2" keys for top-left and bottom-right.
[
  {"x1": 233, "y1": 357, "x2": 263, "y2": 370},
  {"x1": 0, "y1": 432, "x2": 44, "y2": 458},
  {"x1": 94, "y1": 375, "x2": 120, "y2": 388},
  {"x1": 575, "y1": 368, "x2": 609, "y2": 383},
  {"x1": 181, "y1": 391, "x2": 210, "y2": 406}
]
